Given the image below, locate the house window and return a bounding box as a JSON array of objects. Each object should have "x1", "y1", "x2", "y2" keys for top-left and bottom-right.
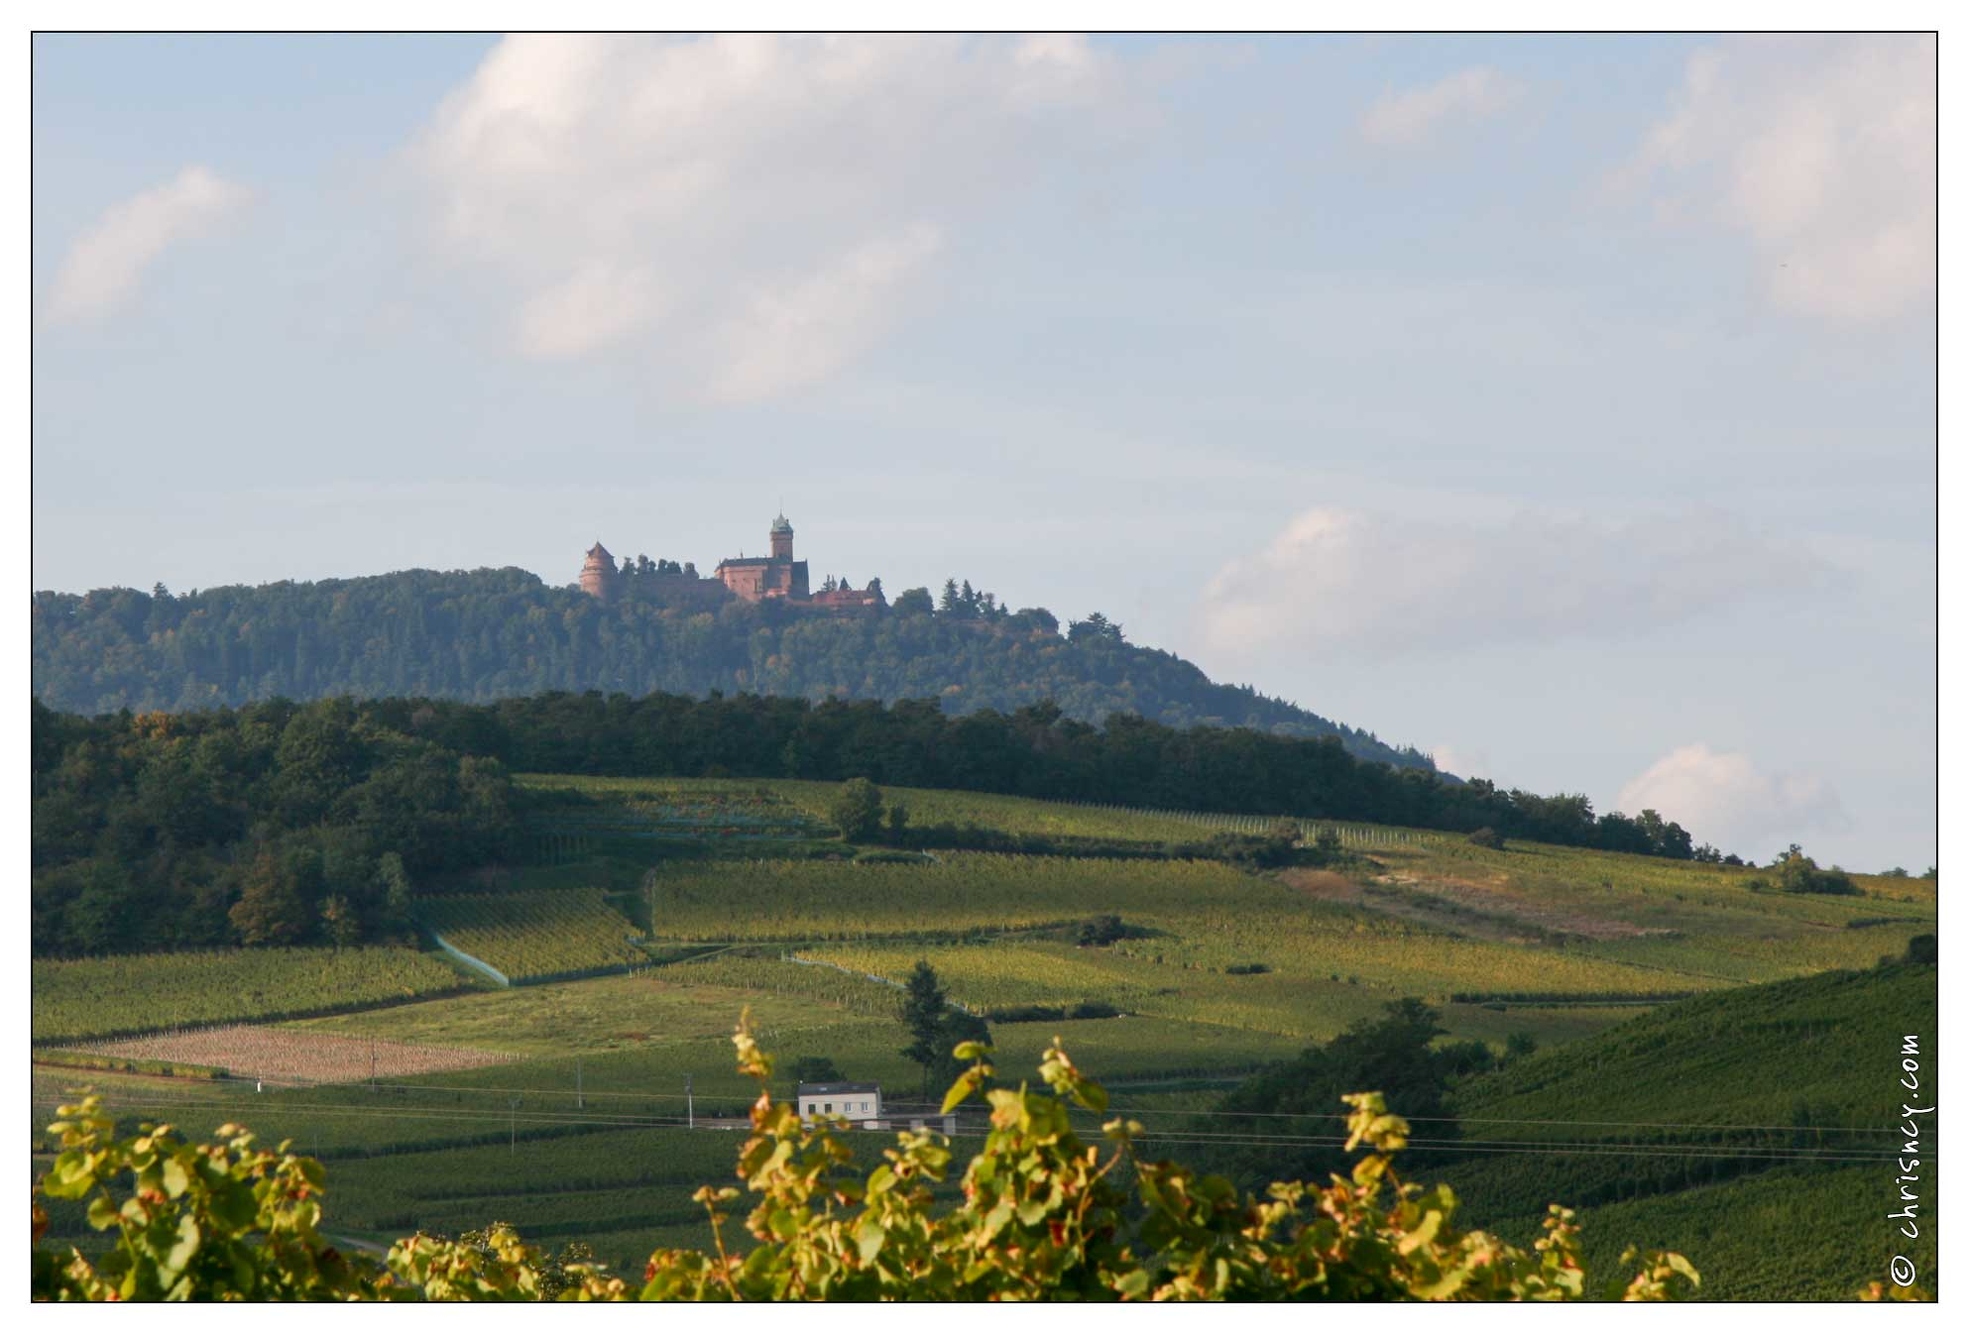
[{"x1": 824, "y1": 1102, "x2": 833, "y2": 1113}]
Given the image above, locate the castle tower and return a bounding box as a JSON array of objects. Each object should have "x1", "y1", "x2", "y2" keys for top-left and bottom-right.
[
  {"x1": 579, "y1": 541, "x2": 619, "y2": 600},
  {"x1": 770, "y1": 512, "x2": 795, "y2": 562}
]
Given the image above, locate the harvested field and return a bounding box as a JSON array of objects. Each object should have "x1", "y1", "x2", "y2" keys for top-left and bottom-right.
[{"x1": 66, "y1": 1024, "x2": 509, "y2": 1086}]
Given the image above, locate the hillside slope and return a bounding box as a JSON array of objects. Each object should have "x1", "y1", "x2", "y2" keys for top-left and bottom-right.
[
  {"x1": 31, "y1": 568, "x2": 1424, "y2": 766},
  {"x1": 1437, "y1": 960, "x2": 1939, "y2": 1298}
]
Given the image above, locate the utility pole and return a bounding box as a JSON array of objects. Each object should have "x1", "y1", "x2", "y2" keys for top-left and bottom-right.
[
  {"x1": 686, "y1": 1073, "x2": 694, "y2": 1130},
  {"x1": 509, "y1": 1096, "x2": 522, "y2": 1154}
]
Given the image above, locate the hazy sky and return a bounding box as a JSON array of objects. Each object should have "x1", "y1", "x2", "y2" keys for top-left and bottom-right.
[{"x1": 31, "y1": 33, "x2": 1936, "y2": 869}]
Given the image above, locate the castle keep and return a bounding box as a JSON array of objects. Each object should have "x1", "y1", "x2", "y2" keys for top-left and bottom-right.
[
  {"x1": 578, "y1": 513, "x2": 884, "y2": 610},
  {"x1": 715, "y1": 512, "x2": 808, "y2": 601}
]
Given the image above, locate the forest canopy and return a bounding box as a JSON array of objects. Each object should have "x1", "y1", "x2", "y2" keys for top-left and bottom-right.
[
  {"x1": 31, "y1": 697, "x2": 519, "y2": 957},
  {"x1": 31, "y1": 568, "x2": 1423, "y2": 768}
]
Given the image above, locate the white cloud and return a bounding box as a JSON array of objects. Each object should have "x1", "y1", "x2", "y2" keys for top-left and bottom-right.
[
  {"x1": 1197, "y1": 506, "x2": 1826, "y2": 660},
  {"x1": 44, "y1": 165, "x2": 250, "y2": 325},
  {"x1": 1612, "y1": 35, "x2": 1935, "y2": 322},
  {"x1": 514, "y1": 263, "x2": 666, "y2": 362},
  {"x1": 1616, "y1": 743, "x2": 1849, "y2": 855},
  {"x1": 704, "y1": 224, "x2": 943, "y2": 404},
  {"x1": 1359, "y1": 67, "x2": 1522, "y2": 148},
  {"x1": 409, "y1": 34, "x2": 1125, "y2": 401}
]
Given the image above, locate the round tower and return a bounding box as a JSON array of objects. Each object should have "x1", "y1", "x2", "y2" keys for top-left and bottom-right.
[
  {"x1": 770, "y1": 512, "x2": 794, "y2": 562},
  {"x1": 580, "y1": 541, "x2": 619, "y2": 600}
]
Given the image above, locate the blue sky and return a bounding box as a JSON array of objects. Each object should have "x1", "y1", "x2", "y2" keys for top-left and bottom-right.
[{"x1": 31, "y1": 33, "x2": 1936, "y2": 869}]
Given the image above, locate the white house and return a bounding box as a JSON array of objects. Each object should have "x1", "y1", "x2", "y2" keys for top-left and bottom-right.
[{"x1": 796, "y1": 1080, "x2": 882, "y2": 1125}]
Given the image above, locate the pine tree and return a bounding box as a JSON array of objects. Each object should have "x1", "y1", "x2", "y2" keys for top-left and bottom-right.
[{"x1": 900, "y1": 960, "x2": 949, "y2": 1097}]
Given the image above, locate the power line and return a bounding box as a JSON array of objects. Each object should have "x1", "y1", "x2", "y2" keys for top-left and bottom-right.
[
  {"x1": 36, "y1": 1066, "x2": 1919, "y2": 1139},
  {"x1": 1097, "y1": 1101, "x2": 1920, "y2": 1136},
  {"x1": 30, "y1": 1094, "x2": 1920, "y2": 1167}
]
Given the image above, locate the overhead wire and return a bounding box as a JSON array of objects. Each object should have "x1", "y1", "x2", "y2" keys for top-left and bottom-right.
[
  {"x1": 29, "y1": 1090, "x2": 1919, "y2": 1168},
  {"x1": 33, "y1": 1064, "x2": 1920, "y2": 1138}
]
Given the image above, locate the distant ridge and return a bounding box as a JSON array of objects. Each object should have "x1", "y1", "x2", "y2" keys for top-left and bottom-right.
[{"x1": 31, "y1": 566, "x2": 1429, "y2": 770}]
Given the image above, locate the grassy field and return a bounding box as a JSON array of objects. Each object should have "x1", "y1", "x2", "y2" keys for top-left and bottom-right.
[
  {"x1": 30, "y1": 947, "x2": 478, "y2": 1044},
  {"x1": 289, "y1": 973, "x2": 856, "y2": 1057},
  {"x1": 521, "y1": 772, "x2": 1456, "y2": 850},
  {"x1": 792, "y1": 937, "x2": 1680, "y2": 1041}
]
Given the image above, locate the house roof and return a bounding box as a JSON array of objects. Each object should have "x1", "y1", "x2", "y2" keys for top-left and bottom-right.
[{"x1": 795, "y1": 1081, "x2": 881, "y2": 1096}]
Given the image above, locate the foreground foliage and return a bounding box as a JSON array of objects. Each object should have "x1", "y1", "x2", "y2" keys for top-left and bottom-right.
[{"x1": 33, "y1": 1022, "x2": 1701, "y2": 1302}]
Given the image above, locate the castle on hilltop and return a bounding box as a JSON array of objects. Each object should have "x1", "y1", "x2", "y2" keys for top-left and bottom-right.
[
  {"x1": 715, "y1": 511, "x2": 807, "y2": 601},
  {"x1": 579, "y1": 513, "x2": 885, "y2": 611}
]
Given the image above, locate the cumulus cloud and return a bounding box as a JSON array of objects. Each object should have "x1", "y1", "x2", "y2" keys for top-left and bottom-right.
[
  {"x1": 408, "y1": 34, "x2": 1125, "y2": 401},
  {"x1": 1616, "y1": 743, "x2": 1849, "y2": 854},
  {"x1": 514, "y1": 263, "x2": 667, "y2": 362},
  {"x1": 704, "y1": 224, "x2": 944, "y2": 404},
  {"x1": 1359, "y1": 67, "x2": 1522, "y2": 148},
  {"x1": 1611, "y1": 35, "x2": 1935, "y2": 321},
  {"x1": 44, "y1": 165, "x2": 250, "y2": 325},
  {"x1": 1197, "y1": 506, "x2": 1826, "y2": 660}
]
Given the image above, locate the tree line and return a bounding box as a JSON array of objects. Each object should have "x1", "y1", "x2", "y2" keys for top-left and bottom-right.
[
  {"x1": 371, "y1": 690, "x2": 1701, "y2": 857},
  {"x1": 31, "y1": 567, "x2": 1422, "y2": 767}
]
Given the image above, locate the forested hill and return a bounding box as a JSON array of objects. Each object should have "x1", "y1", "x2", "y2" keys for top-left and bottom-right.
[{"x1": 30, "y1": 567, "x2": 1427, "y2": 769}]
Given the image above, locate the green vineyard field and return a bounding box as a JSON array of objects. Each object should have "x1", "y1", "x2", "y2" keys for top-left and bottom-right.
[
  {"x1": 30, "y1": 947, "x2": 476, "y2": 1044},
  {"x1": 642, "y1": 853, "x2": 1258, "y2": 941},
  {"x1": 416, "y1": 890, "x2": 647, "y2": 983}
]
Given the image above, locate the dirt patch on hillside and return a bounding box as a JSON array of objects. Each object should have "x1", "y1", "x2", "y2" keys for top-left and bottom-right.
[
  {"x1": 1381, "y1": 874, "x2": 1664, "y2": 941},
  {"x1": 1280, "y1": 868, "x2": 1663, "y2": 944},
  {"x1": 1283, "y1": 870, "x2": 1362, "y2": 902},
  {"x1": 1280, "y1": 869, "x2": 1535, "y2": 943}
]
